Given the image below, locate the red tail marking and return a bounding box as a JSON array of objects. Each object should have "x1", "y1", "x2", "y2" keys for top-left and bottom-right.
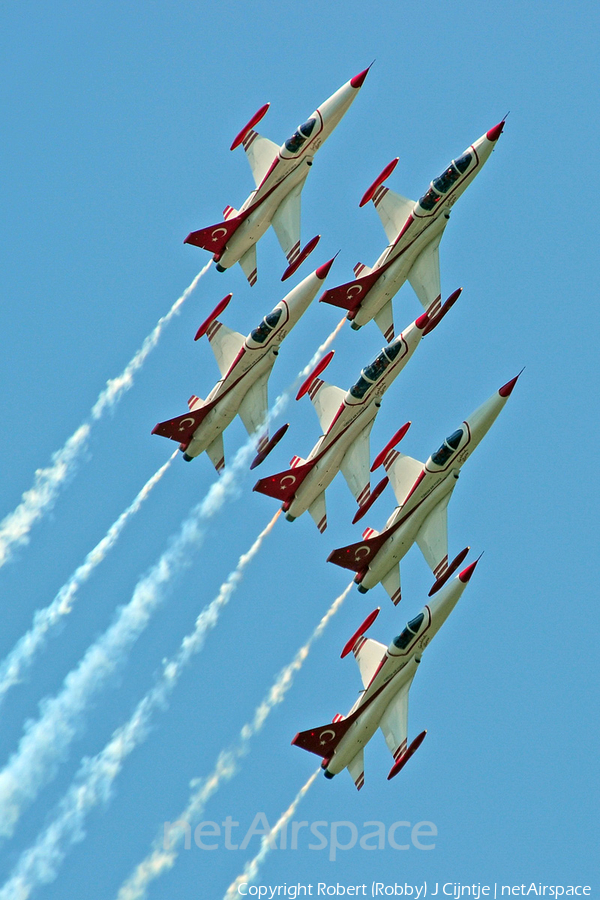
[
  {"x1": 319, "y1": 269, "x2": 381, "y2": 312},
  {"x1": 184, "y1": 217, "x2": 241, "y2": 255},
  {"x1": 151, "y1": 406, "x2": 210, "y2": 444},
  {"x1": 253, "y1": 460, "x2": 315, "y2": 502},
  {"x1": 292, "y1": 713, "x2": 357, "y2": 759}
]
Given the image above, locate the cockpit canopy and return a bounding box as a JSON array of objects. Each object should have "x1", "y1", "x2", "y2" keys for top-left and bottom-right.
[
  {"x1": 284, "y1": 118, "x2": 317, "y2": 154},
  {"x1": 431, "y1": 428, "x2": 464, "y2": 466},
  {"x1": 349, "y1": 341, "x2": 403, "y2": 399},
  {"x1": 418, "y1": 151, "x2": 473, "y2": 211},
  {"x1": 250, "y1": 308, "x2": 283, "y2": 344},
  {"x1": 393, "y1": 612, "x2": 425, "y2": 650}
]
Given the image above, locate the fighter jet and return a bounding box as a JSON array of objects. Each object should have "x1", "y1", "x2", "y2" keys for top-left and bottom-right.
[
  {"x1": 327, "y1": 375, "x2": 520, "y2": 604},
  {"x1": 151, "y1": 260, "x2": 335, "y2": 469},
  {"x1": 184, "y1": 68, "x2": 370, "y2": 285},
  {"x1": 319, "y1": 120, "x2": 505, "y2": 339},
  {"x1": 292, "y1": 562, "x2": 478, "y2": 789},
  {"x1": 252, "y1": 288, "x2": 461, "y2": 532}
]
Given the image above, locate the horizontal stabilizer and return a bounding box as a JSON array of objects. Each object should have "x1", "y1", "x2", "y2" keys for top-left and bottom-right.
[
  {"x1": 253, "y1": 460, "x2": 314, "y2": 502},
  {"x1": 319, "y1": 268, "x2": 381, "y2": 312},
  {"x1": 308, "y1": 491, "x2": 327, "y2": 533},
  {"x1": 151, "y1": 405, "x2": 211, "y2": 446},
  {"x1": 184, "y1": 215, "x2": 242, "y2": 255},
  {"x1": 347, "y1": 748, "x2": 365, "y2": 791},
  {"x1": 206, "y1": 433, "x2": 225, "y2": 473}
]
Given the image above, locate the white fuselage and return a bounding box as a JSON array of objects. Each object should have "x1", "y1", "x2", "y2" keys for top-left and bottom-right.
[
  {"x1": 286, "y1": 319, "x2": 426, "y2": 518},
  {"x1": 184, "y1": 269, "x2": 324, "y2": 459},
  {"x1": 184, "y1": 346, "x2": 278, "y2": 459},
  {"x1": 351, "y1": 131, "x2": 498, "y2": 329},
  {"x1": 218, "y1": 78, "x2": 363, "y2": 271},
  {"x1": 325, "y1": 574, "x2": 466, "y2": 776},
  {"x1": 345, "y1": 384, "x2": 513, "y2": 592}
]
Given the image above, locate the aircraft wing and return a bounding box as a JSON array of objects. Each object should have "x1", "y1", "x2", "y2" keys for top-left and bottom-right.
[
  {"x1": 244, "y1": 132, "x2": 280, "y2": 187},
  {"x1": 352, "y1": 635, "x2": 387, "y2": 688},
  {"x1": 238, "y1": 371, "x2": 269, "y2": 448},
  {"x1": 206, "y1": 320, "x2": 246, "y2": 377},
  {"x1": 379, "y1": 678, "x2": 414, "y2": 762},
  {"x1": 340, "y1": 422, "x2": 375, "y2": 505},
  {"x1": 415, "y1": 492, "x2": 451, "y2": 577},
  {"x1": 308, "y1": 379, "x2": 347, "y2": 433},
  {"x1": 271, "y1": 180, "x2": 306, "y2": 265},
  {"x1": 407, "y1": 235, "x2": 442, "y2": 312},
  {"x1": 375, "y1": 188, "x2": 416, "y2": 243},
  {"x1": 383, "y1": 451, "x2": 425, "y2": 505}
]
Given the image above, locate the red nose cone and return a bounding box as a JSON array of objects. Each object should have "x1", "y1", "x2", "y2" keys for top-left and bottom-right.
[
  {"x1": 459, "y1": 560, "x2": 479, "y2": 583},
  {"x1": 415, "y1": 312, "x2": 430, "y2": 330},
  {"x1": 350, "y1": 67, "x2": 370, "y2": 89},
  {"x1": 316, "y1": 256, "x2": 336, "y2": 280},
  {"x1": 486, "y1": 121, "x2": 505, "y2": 142},
  {"x1": 498, "y1": 371, "x2": 522, "y2": 397}
]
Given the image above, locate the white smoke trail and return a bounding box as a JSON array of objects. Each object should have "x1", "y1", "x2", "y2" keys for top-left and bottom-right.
[
  {"x1": 0, "y1": 263, "x2": 211, "y2": 571},
  {"x1": 223, "y1": 769, "x2": 320, "y2": 900},
  {"x1": 0, "y1": 512, "x2": 281, "y2": 900},
  {"x1": 116, "y1": 582, "x2": 352, "y2": 900},
  {"x1": 0, "y1": 433, "x2": 254, "y2": 842},
  {"x1": 0, "y1": 451, "x2": 177, "y2": 711},
  {"x1": 0, "y1": 306, "x2": 345, "y2": 846}
]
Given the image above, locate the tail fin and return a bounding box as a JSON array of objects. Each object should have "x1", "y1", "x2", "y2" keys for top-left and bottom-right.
[
  {"x1": 184, "y1": 215, "x2": 242, "y2": 256},
  {"x1": 319, "y1": 269, "x2": 381, "y2": 312},
  {"x1": 151, "y1": 405, "x2": 211, "y2": 446},
  {"x1": 292, "y1": 715, "x2": 355, "y2": 759},
  {"x1": 253, "y1": 459, "x2": 314, "y2": 502}
]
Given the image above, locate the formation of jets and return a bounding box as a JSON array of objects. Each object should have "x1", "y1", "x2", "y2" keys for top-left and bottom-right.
[{"x1": 153, "y1": 67, "x2": 519, "y2": 789}]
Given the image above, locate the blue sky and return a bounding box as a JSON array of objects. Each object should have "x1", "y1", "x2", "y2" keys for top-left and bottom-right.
[{"x1": 1, "y1": 1, "x2": 598, "y2": 897}]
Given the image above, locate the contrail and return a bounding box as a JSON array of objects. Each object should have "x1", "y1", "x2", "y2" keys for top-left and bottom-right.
[
  {"x1": 0, "y1": 433, "x2": 254, "y2": 842},
  {"x1": 0, "y1": 307, "x2": 345, "y2": 845},
  {"x1": 0, "y1": 451, "x2": 178, "y2": 711},
  {"x1": 116, "y1": 582, "x2": 352, "y2": 900},
  {"x1": 0, "y1": 512, "x2": 281, "y2": 900},
  {"x1": 0, "y1": 263, "x2": 211, "y2": 572},
  {"x1": 223, "y1": 769, "x2": 320, "y2": 900}
]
